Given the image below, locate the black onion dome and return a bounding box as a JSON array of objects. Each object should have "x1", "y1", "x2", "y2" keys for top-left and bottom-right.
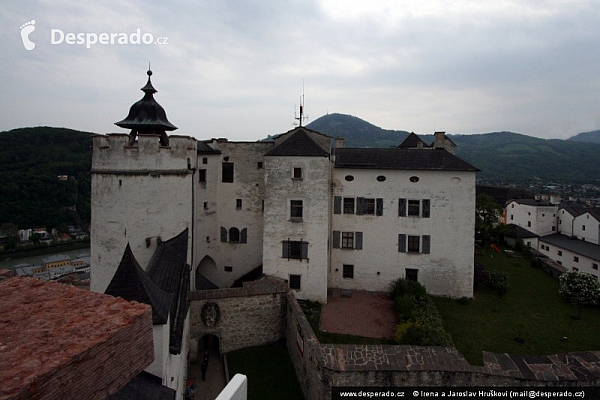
[{"x1": 115, "y1": 69, "x2": 177, "y2": 131}]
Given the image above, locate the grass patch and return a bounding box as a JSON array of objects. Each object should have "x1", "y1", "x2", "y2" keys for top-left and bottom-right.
[
  {"x1": 226, "y1": 343, "x2": 304, "y2": 400},
  {"x1": 300, "y1": 300, "x2": 395, "y2": 345},
  {"x1": 433, "y1": 247, "x2": 600, "y2": 365}
]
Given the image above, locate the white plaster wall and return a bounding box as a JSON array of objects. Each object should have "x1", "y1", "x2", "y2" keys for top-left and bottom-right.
[
  {"x1": 573, "y1": 213, "x2": 600, "y2": 245},
  {"x1": 558, "y1": 209, "x2": 577, "y2": 236},
  {"x1": 331, "y1": 168, "x2": 476, "y2": 298},
  {"x1": 263, "y1": 155, "x2": 331, "y2": 302},
  {"x1": 146, "y1": 323, "x2": 168, "y2": 378},
  {"x1": 164, "y1": 309, "x2": 190, "y2": 398},
  {"x1": 539, "y1": 239, "x2": 600, "y2": 279},
  {"x1": 194, "y1": 141, "x2": 272, "y2": 288},
  {"x1": 91, "y1": 134, "x2": 195, "y2": 293},
  {"x1": 506, "y1": 202, "x2": 556, "y2": 237}
]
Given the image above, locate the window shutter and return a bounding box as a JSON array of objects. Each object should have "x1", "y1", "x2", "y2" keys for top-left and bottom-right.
[
  {"x1": 398, "y1": 234, "x2": 406, "y2": 253},
  {"x1": 422, "y1": 199, "x2": 430, "y2": 218},
  {"x1": 356, "y1": 197, "x2": 365, "y2": 215},
  {"x1": 332, "y1": 231, "x2": 340, "y2": 248},
  {"x1": 240, "y1": 228, "x2": 247, "y2": 243},
  {"x1": 301, "y1": 242, "x2": 309, "y2": 259},
  {"x1": 376, "y1": 198, "x2": 383, "y2": 216},
  {"x1": 334, "y1": 196, "x2": 341, "y2": 214},
  {"x1": 355, "y1": 232, "x2": 363, "y2": 250},
  {"x1": 220, "y1": 227, "x2": 227, "y2": 242},
  {"x1": 422, "y1": 235, "x2": 430, "y2": 254},
  {"x1": 282, "y1": 241, "x2": 289, "y2": 258},
  {"x1": 398, "y1": 198, "x2": 406, "y2": 217}
]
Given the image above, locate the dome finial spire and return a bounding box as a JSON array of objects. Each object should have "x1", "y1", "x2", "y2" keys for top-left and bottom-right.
[{"x1": 141, "y1": 63, "x2": 157, "y2": 94}]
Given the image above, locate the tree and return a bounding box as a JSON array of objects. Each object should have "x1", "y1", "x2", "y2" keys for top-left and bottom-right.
[
  {"x1": 475, "y1": 194, "x2": 503, "y2": 242},
  {"x1": 559, "y1": 271, "x2": 600, "y2": 318},
  {"x1": 0, "y1": 222, "x2": 18, "y2": 237}
]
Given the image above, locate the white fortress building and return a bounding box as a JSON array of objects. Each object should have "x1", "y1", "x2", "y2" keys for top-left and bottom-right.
[{"x1": 90, "y1": 70, "x2": 479, "y2": 396}]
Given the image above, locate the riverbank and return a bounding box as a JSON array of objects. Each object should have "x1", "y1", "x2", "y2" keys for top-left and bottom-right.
[{"x1": 0, "y1": 240, "x2": 90, "y2": 262}]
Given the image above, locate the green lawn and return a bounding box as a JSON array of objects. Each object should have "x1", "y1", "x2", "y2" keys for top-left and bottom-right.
[
  {"x1": 433, "y1": 247, "x2": 600, "y2": 365},
  {"x1": 226, "y1": 343, "x2": 304, "y2": 400}
]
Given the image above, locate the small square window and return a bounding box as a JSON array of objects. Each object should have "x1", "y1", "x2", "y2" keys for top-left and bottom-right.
[
  {"x1": 236, "y1": 199, "x2": 242, "y2": 209},
  {"x1": 343, "y1": 198, "x2": 355, "y2": 214},
  {"x1": 290, "y1": 200, "x2": 303, "y2": 219},
  {"x1": 257, "y1": 161, "x2": 263, "y2": 169},
  {"x1": 341, "y1": 232, "x2": 354, "y2": 249},
  {"x1": 593, "y1": 263, "x2": 598, "y2": 270},
  {"x1": 202, "y1": 157, "x2": 208, "y2": 164},
  {"x1": 343, "y1": 264, "x2": 354, "y2": 279},
  {"x1": 224, "y1": 266, "x2": 233, "y2": 272},
  {"x1": 572, "y1": 267, "x2": 579, "y2": 272},
  {"x1": 407, "y1": 200, "x2": 420, "y2": 216},
  {"x1": 293, "y1": 167, "x2": 302, "y2": 179},
  {"x1": 408, "y1": 235, "x2": 420, "y2": 253},
  {"x1": 405, "y1": 268, "x2": 418, "y2": 281},
  {"x1": 289, "y1": 274, "x2": 301, "y2": 290},
  {"x1": 557, "y1": 250, "x2": 562, "y2": 256},
  {"x1": 573, "y1": 256, "x2": 579, "y2": 262}
]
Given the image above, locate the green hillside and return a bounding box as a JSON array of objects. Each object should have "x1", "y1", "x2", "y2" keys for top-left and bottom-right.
[
  {"x1": 0, "y1": 127, "x2": 93, "y2": 230},
  {"x1": 567, "y1": 130, "x2": 600, "y2": 144}
]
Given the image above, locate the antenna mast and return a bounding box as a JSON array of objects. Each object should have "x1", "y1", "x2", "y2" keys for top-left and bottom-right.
[{"x1": 294, "y1": 80, "x2": 308, "y2": 127}]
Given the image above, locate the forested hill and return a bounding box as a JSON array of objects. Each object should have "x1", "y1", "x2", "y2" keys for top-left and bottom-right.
[
  {"x1": 567, "y1": 130, "x2": 600, "y2": 144},
  {"x1": 0, "y1": 127, "x2": 93, "y2": 229},
  {"x1": 306, "y1": 114, "x2": 600, "y2": 184}
]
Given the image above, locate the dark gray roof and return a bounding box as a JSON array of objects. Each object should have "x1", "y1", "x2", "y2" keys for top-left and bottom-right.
[
  {"x1": 115, "y1": 70, "x2": 177, "y2": 132},
  {"x1": 335, "y1": 148, "x2": 479, "y2": 171},
  {"x1": 195, "y1": 271, "x2": 219, "y2": 290},
  {"x1": 146, "y1": 228, "x2": 190, "y2": 355},
  {"x1": 586, "y1": 209, "x2": 600, "y2": 221},
  {"x1": 105, "y1": 244, "x2": 172, "y2": 324},
  {"x1": 109, "y1": 371, "x2": 176, "y2": 400},
  {"x1": 197, "y1": 141, "x2": 221, "y2": 154},
  {"x1": 540, "y1": 234, "x2": 600, "y2": 261},
  {"x1": 264, "y1": 128, "x2": 329, "y2": 157},
  {"x1": 505, "y1": 224, "x2": 538, "y2": 239},
  {"x1": 509, "y1": 199, "x2": 554, "y2": 207},
  {"x1": 398, "y1": 132, "x2": 429, "y2": 148}
]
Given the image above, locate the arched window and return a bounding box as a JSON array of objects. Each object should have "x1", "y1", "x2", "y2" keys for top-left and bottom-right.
[{"x1": 229, "y1": 227, "x2": 240, "y2": 243}]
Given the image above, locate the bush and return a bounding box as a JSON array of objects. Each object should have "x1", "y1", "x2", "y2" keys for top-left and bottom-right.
[
  {"x1": 394, "y1": 321, "x2": 414, "y2": 343},
  {"x1": 473, "y1": 263, "x2": 488, "y2": 289},
  {"x1": 514, "y1": 239, "x2": 523, "y2": 252},
  {"x1": 397, "y1": 320, "x2": 454, "y2": 347},
  {"x1": 390, "y1": 278, "x2": 427, "y2": 301},
  {"x1": 559, "y1": 271, "x2": 600, "y2": 308},
  {"x1": 530, "y1": 258, "x2": 542, "y2": 269},
  {"x1": 488, "y1": 271, "x2": 510, "y2": 297}
]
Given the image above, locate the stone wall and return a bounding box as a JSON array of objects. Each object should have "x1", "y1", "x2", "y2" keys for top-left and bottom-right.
[
  {"x1": 188, "y1": 277, "x2": 287, "y2": 354},
  {"x1": 284, "y1": 290, "x2": 600, "y2": 400}
]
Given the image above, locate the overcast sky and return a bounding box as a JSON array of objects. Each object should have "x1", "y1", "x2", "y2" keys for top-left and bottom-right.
[{"x1": 2, "y1": 0, "x2": 600, "y2": 141}]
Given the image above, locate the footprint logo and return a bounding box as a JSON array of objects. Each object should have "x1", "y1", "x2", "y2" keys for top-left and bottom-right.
[{"x1": 20, "y1": 20, "x2": 36, "y2": 50}]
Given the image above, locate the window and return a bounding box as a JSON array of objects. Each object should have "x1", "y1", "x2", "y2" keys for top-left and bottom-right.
[
  {"x1": 398, "y1": 234, "x2": 430, "y2": 254},
  {"x1": 376, "y1": 175, "x2": 386, "y2": 182},
  {"x1": 293, "y1": 167, "x2": 302, "y2": 179},
  {"x1": 363, "y1": 198, "x2": 375, "y2": 215},
  {"x1": 257, "y1": 161, "x2": 263, "y2": 169},
  {"x1": 409, "y1": 176, "x2": 419, "y2": 183},
  {"x1": 204, "y1": 202, "x2": 208, "y2": 210},
  {"x1": 408, "y1": 200, "x2": 420, "y2": 216},
  {"x1": 343, "y1": 264, "x2": 354, "y2": 279},
  {"x1": 199, "y1": 169, "x2": 206, "y2": 182},
  {"x1": 542, "y1": 213, "x2": 545, "y2": 217},
  {"x1": 407, "y1": 236, "x2": 420, "y2": 253},
  {"x1": 224, "y1": 266, "x2": 233, "y2": 272},
  {"x1": 333, "y1": 231, "x2": 363, "y2": 250},
  {"x1": 398, "y1": 198, "x2": 430, "y2": 218},
  {"x1": 289, "y1": 274, "x2": 301, "y2": 290},
  {"x1": 202, "y1": 157, "x2": 208, "y2": 164},
  {"x1": 527, "y1": 221, "x2": 531, "y2": 227},
  {"x1": 236, "y1": 199, "x2": 242, "y2": 209},
  {"x1": 341, "y1": 232, "x2": 354, "y2": 249},
  {"x1": 229, "y1": 227, "x2": 240, "y2": 243},
  {"x1": 222, "y1": 162, "x2": 234, "y2": 182},
  {"x1": 405, "y1": 268, "x2": 418, "y2": 282},
  {"x1": 343, "y1": 198, "x2": 355, "y2": 214},
  {"x1": 557, "y1": 250, "x2": 562, "y2": 256},
  {"x1": 345, "y1": 175, "x2": 354, "y2": 181},
  {"x1": 282, "y1": 240, "x2": 309, "y2": 260},
  {"x1": 572, "y1": 267, "x2": 579, "y2": 272},
  {"x1": 511, "y1": 215, "x2": 514, "y2": 220},
  {"x1": 290, "y1": 200, "x2": 303, "y2": 219},
  {"x1": 582, "y1": 225, "x2": 586, "y2": 231},
  {"x1": 573, "y1": 256, "x2": 579, "y2": 262},
  {"x1": 592, "y1": 263, "x2": 598, "y2": 270}
]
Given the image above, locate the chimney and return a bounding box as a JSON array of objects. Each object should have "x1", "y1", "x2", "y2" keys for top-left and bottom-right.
[
  {"x1": 335, "y1": 137, "x2": 345, "y2": 148},
  {"x1": 434, "y1": 131, "x2": 445, "y2": 149}
]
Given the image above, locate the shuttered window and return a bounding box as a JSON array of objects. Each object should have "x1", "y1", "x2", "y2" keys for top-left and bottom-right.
[{"x1": 282, "y1": 240, "x2": 309, "y2": 260}]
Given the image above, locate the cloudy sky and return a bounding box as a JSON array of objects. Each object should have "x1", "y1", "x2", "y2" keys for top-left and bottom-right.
[{"x1": 2, "y1": 0, "x2": 600, "y2": 140}]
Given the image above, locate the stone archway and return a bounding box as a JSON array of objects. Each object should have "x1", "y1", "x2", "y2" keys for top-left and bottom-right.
[{"x1": 195, "y1": 255, "x2": 218, "y2": 290}]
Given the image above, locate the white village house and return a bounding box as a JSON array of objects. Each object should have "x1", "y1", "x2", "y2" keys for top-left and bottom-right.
[
  {"x1": 506, "y1": 199, "x2": 600, "y2": 279},
  {"x1": 90, "y1": 70, "x2": 479, "y2": 397}
]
